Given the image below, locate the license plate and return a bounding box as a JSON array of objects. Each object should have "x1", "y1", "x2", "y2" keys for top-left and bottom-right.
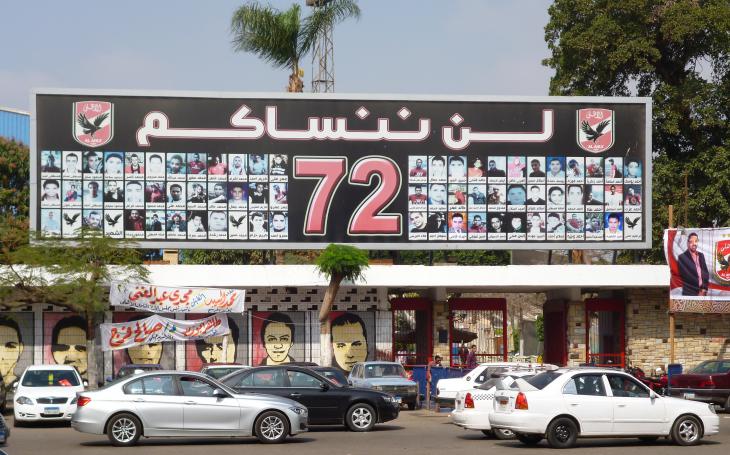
[
  {"x1": 683, "y1": 393, "x2": 695, "y2": 399},
  {"x1": 44, "y1": 406, "x2": 61, "y2": 414},
  {"x1": 394, "y1": 396, "x2": 402, "y2": 403}
]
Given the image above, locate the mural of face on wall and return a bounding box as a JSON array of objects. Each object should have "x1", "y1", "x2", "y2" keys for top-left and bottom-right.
[
  {"x1": 331, "y1": 313, "x2": 369, "y2": 372},
  {"x1": 50, "y1": 315, "x2": 88, "y2": 377},
  {"x1": 260, "y1": 313, "x2": 295, "y2": 365},
  {"x1": 123, "y1": 314, "x2": 163, "y2": 365},
  {"x1": 195, "y1": 325, "x2": 238, "y2": 364},
  {"x1": 113, "y1": 313, "x2": 176, "y2": 375},
  {"x1": 0, "y1": 317, "x2": 24, "y2": 385}
]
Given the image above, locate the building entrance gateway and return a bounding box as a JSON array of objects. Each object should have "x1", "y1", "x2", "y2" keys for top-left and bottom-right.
[
  {"x1": 585, "y1": 299, "x2": 625, "y2": 367},
  {"x1": 391, "y1": 298, "x2": 432, "y2": 366},
  {"x1": 448, "y1": 298, "x2": 508, "y2": 367}
]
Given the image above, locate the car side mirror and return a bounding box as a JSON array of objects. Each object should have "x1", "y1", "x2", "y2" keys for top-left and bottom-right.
[
  {"x1": 213, "y1": 388, "x2": 228, "y2": 398},
  {"x1": 320, "y1": 382, "x2": 330, "y2": 391},
  {"x1": 649, "y1": 390, "x2": 658, "y2": 400},
  {"x1": 11, "y1": 380, "x2": 18, "y2": 391},
  {"x1": 83, "y1": 380, "x2": 89, "y2": 387},
  {"x1": 348, "y1": 380, "x2": 353, "y2": 386}
]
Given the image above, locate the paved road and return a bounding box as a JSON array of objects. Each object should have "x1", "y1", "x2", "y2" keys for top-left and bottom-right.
[{"x1": 4, "y1": 410, "x2": 730, "y2": 455}]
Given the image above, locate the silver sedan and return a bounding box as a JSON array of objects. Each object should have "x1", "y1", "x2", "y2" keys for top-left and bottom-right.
[{"x1": 71, "y1": 371, "x2": 308, "y2": 446}]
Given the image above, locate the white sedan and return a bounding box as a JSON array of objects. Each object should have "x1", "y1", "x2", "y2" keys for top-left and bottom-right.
[
  {"x1": 451, "y1": 371, "x2": 537, "y2": 439},
  {"x1": 490, "y1": 368, "x2": 720, "y2": 448},
  {"x1": 14, "y1": 364, "x2": 87, "y2": 426}
]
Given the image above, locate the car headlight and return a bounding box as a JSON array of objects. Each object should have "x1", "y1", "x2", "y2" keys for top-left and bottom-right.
[
  {"x1": 289, "y1": 406, "x2": 307, "y2": 415},
  {"x1": 16, "y1": 396, "x2": 33, "y2": 405},
  {"x1": 709, "y1": 404, "x2": 717, "y2": 414}
]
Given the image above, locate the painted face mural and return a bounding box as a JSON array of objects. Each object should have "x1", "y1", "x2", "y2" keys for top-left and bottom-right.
[
  {"x1": 112, "y1": 313, "x2": 176, "y2": 375},
  {"x1": 253, "y1": 312, "x2": 304, "y2": 366},
  {"x1": 186, "y1": 314, "x2": 245, "y2": 371},
  {"x1": 330, "y1": 313, "x2": 370, "y2": 372},
  {"x1": 0, "y1": 316, "x2": 26, "y2": 385},
  {"x1": 46, "y1": 314, "x2": 87, "y2": 377}
]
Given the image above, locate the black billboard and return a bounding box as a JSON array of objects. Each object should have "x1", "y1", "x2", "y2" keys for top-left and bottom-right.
[{"x1": 31, "y1": 91, "x2": 651, "y2": 249}]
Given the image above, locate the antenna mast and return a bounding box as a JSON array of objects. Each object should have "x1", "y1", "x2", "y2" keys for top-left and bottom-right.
[{"x1": 307, "y1": 0, "x2": 335, "y2": 93}]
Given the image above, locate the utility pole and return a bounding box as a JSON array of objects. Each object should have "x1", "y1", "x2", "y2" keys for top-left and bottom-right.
[{"x1": 307, "y1": 0, "x2": 335, "y2": 93}]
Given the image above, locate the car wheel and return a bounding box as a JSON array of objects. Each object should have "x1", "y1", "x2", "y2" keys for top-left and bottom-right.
[
  {"x1": 671, "y1": 415, "x2": 702, "y2": 446},
  {"x1": 493, "y1": 428, "x2": 516, "y2": 440},
  {"x1": 516, "y1": 433, "x2": 543, "y2": 445},
  {"x1": 107, "y1": 413, "x2": 142, "y2": 447},
  {"x1": 546, "y1": 417, "x2": 578, "y2": 449},
  {"x1": 481, "y1": 430, "x2": 493, "y2": 437},
  {"x1": 724, "y1": 396, "x2": 730, "y2": 413},
  {"x1": 12, "y1": 419, "x2": 23, "y2": 428},
  {"x1": 407, "y1": 402, "x2": 416, "y2": 411},
  {"x1": 638, "y1": 436, "x2": 659, "y2": 443},
  {"x1": 346, "y1": 403, "x2": 376, "y2": 432},
  {"x1": 255, "y1": 411, "x2": 289, "y2": 444}
]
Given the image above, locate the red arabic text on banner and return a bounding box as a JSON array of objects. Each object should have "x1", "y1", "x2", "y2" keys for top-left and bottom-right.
[{"x1": 110, "y1": 282, "x2": 244, "y2": 314}]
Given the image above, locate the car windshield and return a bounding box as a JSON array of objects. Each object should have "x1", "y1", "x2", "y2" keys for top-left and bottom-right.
[
  {"x1": 205, "y1": 368, "x2": 243, "y2": 379},
  {"x1": 525, "y1": 371, "x2": 562, "y2": 390},
  {"x1": 689, "y1": 361, "x2": 730, "y2": 374},
  {"x1": 22, "y1": 370, "x2": 80, "y2": 387},
  {"x1": 364, "y1": 364, "x2": 407, "y2": 378}
]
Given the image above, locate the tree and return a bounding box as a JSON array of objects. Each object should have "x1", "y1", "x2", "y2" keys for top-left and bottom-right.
[
  {"x1": 0, "y1": 229, "x2": 148, "y2": 387},
  {"x1": 315, "y1": 244, "x2": 368, "y2": 366},
  {"x1": 230, "y1": 0, "x2": 361, "y2": 92},
  {"x1": 0, "y1": 138, "x2": 30, "y2": 264},
  {"x1": 544, "y1": 0, "x2": 730, "y2": 262}
]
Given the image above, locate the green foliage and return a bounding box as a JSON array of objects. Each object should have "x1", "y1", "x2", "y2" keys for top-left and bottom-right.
[
  {"x1": 0, "y1": 138, "x2": 29, "y2": 218},
  {"x1": 369, "y1": 250, "x2": 510, "y2": 266},
  {"x1": 182, "y1": 249, "x2": 268, "y2": 265},
  {"x1": 230, "y1": 0, "x2": 360, "y2": 71},
  {"x1": 315, "y1": 244, "x2": 368, "y2": 282},
  {"x1": 544, "y1": 0, "x2": 730, "y2": 262},
  {"x1": 535, "y1": 314, "x2": 544, "y2": 342}
]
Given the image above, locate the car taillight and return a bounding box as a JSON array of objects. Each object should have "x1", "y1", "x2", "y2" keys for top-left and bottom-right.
[
  {"x1": 464, "y1": 393, "x2": 475, "y2": 408},
  {"x1": 77, "y1": 396, "x2": 92, "y2": 407},
  {"x1": 699, "y1": 378, "x2": 715, "y2": 388},
  {"x1": 515, "y1": 392, "x2": 528, "y2": 410}
]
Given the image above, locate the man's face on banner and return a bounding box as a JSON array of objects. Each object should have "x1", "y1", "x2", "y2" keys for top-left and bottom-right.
[
  {"x1": 688, "y1": 234, "x2": 699, "y2": 253},
  {"x1": 0, "y1": 324, "x2": 23, "y2": 384},
  {"x1": 199, "y1": 334, "x2": 235, "y2": 364},
  {"x1": 263, "y1": 322, "x2": 293, "y2": 364},
  {"x1": 332, "y1": 321, "x2": 368, "y2": 372},
  {"x1": 128, "y1": 342, "x2": 162, "y2": 364},
  {"x1": 52, "y1": 325, "x2": 87, "y2": 375}
]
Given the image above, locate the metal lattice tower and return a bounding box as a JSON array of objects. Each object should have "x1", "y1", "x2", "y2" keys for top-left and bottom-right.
[{"x1": 307, "y1": 0, "x2": 335, "y2": 93}]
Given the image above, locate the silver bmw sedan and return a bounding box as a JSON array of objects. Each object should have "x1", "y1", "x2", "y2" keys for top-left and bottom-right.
[{"x1": 71, "y1": 371, "x2": 308, "y2": 446}]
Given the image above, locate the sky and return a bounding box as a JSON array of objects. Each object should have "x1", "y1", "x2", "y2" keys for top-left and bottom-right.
[{"x1": 1, "y1": 0, "x2": 554, "y2": 111}]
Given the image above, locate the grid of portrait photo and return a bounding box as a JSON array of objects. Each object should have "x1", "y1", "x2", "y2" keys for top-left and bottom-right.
[
  {"x1": 39, "y1": 150, "x2": 290, "y2": 241},
  {"x1": 406, "y1": 154, "x2": 643, "y2": 242}
]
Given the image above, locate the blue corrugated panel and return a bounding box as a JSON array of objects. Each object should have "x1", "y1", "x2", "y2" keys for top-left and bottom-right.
[{"x1": 0, "y1": 108, "x2": 31, "y2": 145}]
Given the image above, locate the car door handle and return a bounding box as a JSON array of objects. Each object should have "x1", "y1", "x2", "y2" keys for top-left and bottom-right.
[
  {"x1": 568, "y1": 402, "x2": 579, "y2": 406},
  {"x1": 133, "y1": 398, "x2": 145, "y2": 402},
  {"x1": 617, "y1": 404, "x2": 627, "y2": 407},
  {"x1": 184, "y1": 401, "x2": 196, "y2": 405},
  {"x1": 289, "y1": 393, "x2": 301, "y2": 398}
]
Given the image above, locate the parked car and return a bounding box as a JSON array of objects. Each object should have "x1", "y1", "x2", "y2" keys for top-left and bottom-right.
[
  {"x1": 489, "y1": 368, "x2": 720, "y2": 448},
  {"x1": 668, "y1": 360, "x2": 730, "y2": 411},
  {"x1": 200, "y1": 363, "x2": 250, "y2": 380},
  {"x1": 0, "y1": 371, "x2": 7, "y2": 413},
  {"x1": 14, "y1": 364, "x2": 87, "y2": 427},
  {"x1": 0, "y1": 414, "x2": 9, "y2": 445},
  {"x1": 307, "y1": 367, "x2": 348, "y2": 387},
  {"x1": 115, "y1": 364, "x2": 162, "y2": 380},
  {"x1": 220, "y1": 365, "x2": 400, "y2": 431},
  {"x1": 71, "y1": 370, "x2": 307, "y2": 446},
  {"x1": 436, "y1": 362, "x2": 554, "y2": 407},
  {"x1": 451, "y1": 370, "x2": 539, "y2": 439},
  {"x1": 348, "y1": 361, "x2": 419, "y2": 410}
]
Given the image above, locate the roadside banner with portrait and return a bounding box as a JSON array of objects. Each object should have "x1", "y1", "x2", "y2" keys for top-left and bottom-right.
[
  {"x1": 110, "y1": 281, "x2": 245, "y2": 313},
  {"x1": 664, "y1": 228, "x2": 730, "y2": 313},
  {"x1": 100, "y1": 313, "x2": 230, "y2": 351}
]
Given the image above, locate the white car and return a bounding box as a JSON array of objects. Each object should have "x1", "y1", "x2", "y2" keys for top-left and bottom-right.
[
  {"x1": 490, "y1": 368, "x2": 720, "y2": 448},
  {"x1": 14, "y1": 364, "x2": 87, "y2": 426},
  {"x1": 436, "y1": 362, "x2": 554, "y2": 407},
  {"x1": 451, "y1": 370, "x2": 538, "y2": 439}
]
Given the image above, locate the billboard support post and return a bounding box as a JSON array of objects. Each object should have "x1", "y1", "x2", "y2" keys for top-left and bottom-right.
[{"x1": 668, "y1": 204, "x2": 675, "y2": 364}]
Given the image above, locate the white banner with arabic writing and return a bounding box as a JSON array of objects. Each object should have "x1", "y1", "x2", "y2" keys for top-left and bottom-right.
[
  {"x1": 100, "y1": 313, "x2": 230, "y2": 351},
  {"x1": 110, "y1": 282, "x2": 245, "y2": 314}
]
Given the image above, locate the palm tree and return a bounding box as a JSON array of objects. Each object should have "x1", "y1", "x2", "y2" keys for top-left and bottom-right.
[
  {"x1": 315, "y1": 244, "x2": 369, "y2": 366},
  {"x1": 231, "y1": 0, "x2": 360, "y2": 92}
]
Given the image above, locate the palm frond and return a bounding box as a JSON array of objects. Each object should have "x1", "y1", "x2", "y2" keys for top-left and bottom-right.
[
  {"x1": 299, "y1": 0, "x2": 361, "y2": 57},
  {"x1": 230, "y1": 2, "x2": 302, "y2": 70}
]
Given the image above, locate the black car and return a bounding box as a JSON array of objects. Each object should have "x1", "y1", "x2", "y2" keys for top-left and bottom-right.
[
  {"x1": 308, "y1": 367, "x2": 349, "y2": 387},
  {"x1": 221, "y1": 366, "x2": 400, "y2": 432}
]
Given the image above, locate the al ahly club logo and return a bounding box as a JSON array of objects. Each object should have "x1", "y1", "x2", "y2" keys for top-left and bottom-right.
[
  {"x1": 577, "y1": 108, "x2": 614, "y2": 153},
  {"x1": 73, "y1": 101, "x2": 113, "y2": 147},
  {"x1": 714, "y1": 240, "x2": 730, "y2": 284}
]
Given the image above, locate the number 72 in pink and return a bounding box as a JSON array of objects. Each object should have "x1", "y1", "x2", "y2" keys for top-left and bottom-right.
[{"x1": 293, "y1": 156, "x2": 403, "y2": 236}]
